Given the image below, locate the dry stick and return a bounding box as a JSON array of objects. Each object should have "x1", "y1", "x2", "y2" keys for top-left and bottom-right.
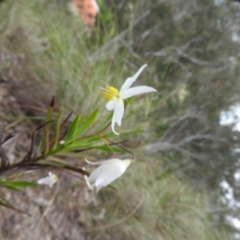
[
  {"x1": 107, "y1": 138, "x2": 135, "y2": 160},
  {"x1": 0, "y1": 201, "x2": 30, "y2": 215},
  {"x1": 0, "y1": 125, "x2": 10, "y2": 168},
  {"x1": 0, "y1": 146, "x2": 9, "y2": 168},
  {"x1": 72, "y1": 140, "x2": 127, "y2": 154},
  {"x1": 79, "y1": 121, "x2": 112, "y2": 141},
  {"x1": 23, "y1": 120, "x2": 55, "y2": 162},
  {"x1": 60, "y1": 111, "x2": 73, "y2": 129}
]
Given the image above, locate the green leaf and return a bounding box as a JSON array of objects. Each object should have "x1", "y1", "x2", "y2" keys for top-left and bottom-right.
[
  {"x1": 91, "y1": 145, "x2": 126, "y2": 153},
  {"x1": 64, "y1": 109, "x2": 99, "y2": 144},
  {"x1": 65, "y1": 128, "x2": 143, "y2": 150},
  {"x1": 43, "y1": 98, "x2": 55, "y2": 156},
  {"x1": 74, "y1": 108, "x2": 99, "y2": 137},
  {"x1": 5, "y1": 181, "x2": 37, "y2": 187},
  {"x1": 125, "y1": 96, "x2": 135, "y2": 105},
  {"x1": 65, "y1": 135, "x2": 103, "y2": 149},
  {"x1": 52, "y1": 109, "x2": 64, "y2": 150},
  {"x1": 0, "y1": 180, "x2": 37, "y2": 189},
  {"x1": 64, "y1": 115, "x2": 81, "y2": 141}
]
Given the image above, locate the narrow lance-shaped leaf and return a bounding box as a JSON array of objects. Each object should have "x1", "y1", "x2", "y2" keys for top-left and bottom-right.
[
  {"x1": 0, "y1": 180, "x2": 37, "y2": 190},
  {"x1": 66, "y1": 128, "x2": 142, "y2": 150},
  {"x1": 43, "y1": 98, "x2": 55, "y2": 156},
  {"x1": 0, "y1": 180, "x2": 38, "y2": 187},
  {"x1": 64, "y1": 115, "x2": 81, "y2": 142},
  {"x1": 52, "y1": 109, "x2": 64, "y2": 150},
  {"x1": 74, "y1": 108, "x2": 99, "y2": 137}
]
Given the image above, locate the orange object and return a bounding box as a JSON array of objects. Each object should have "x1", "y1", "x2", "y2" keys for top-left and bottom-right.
[{"x1": 72, "y1": 0, "x2": 99, "y2": 27}]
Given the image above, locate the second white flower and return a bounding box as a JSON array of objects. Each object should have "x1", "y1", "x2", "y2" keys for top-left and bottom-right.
[{"x1": 85, "y1": 158, "x2": 132, "y2": 192}]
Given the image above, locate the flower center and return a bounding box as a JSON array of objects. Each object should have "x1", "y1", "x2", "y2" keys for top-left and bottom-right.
[
  {"x1": 53, "y1": 175, "x2": 59, "y2": 182},
  {"x1": 102, "y1": 85, "x2": 121, "y2": 100}
]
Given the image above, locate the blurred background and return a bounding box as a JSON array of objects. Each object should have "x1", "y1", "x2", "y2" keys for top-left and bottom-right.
[{"x1": 0, "y1": 0, "x2": 240, "y2": 239}]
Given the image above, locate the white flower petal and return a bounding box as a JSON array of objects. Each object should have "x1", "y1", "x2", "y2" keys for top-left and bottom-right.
[
  {"x1": 94, "y1": 168, "x2": 124, "y2": 192},
  {"x1": 122, "y1": 86, "x2": 157, "y2": 99},
  {"x1": 37, "y1": 172, "x2": 58, "y2": 188},
  {"x1": 38, "y1": 178, "x2": 52, "y2": 187},
  {"x1": 120, "y1": 64, "x2": 147, "y2": 92},
  {"x1": 87, "y1": 159, "x2": 132, "y2": 192},
  {"x1": 113, "y1": 99, "x2": 124, "y2": 126},
  {"x1": 111, "y1": 117, "x2": 119, "y2": 135},
  {"x1": 37, "y1": 178, "x2": 49, "y2": 185},
  {"x1": 106, "y1": 100, "x2": 116, "y2": 111},
  {"x1": 88, "y1": 160, "x2": 124, "y2": 184},
  {"x1": 111, "y1": 99, "x2": 124, "y2": 135}
]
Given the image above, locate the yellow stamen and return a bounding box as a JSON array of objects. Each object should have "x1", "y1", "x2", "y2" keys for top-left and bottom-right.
[{"x1": 102, "y1": 85, "x2": 121, "y2": 100}]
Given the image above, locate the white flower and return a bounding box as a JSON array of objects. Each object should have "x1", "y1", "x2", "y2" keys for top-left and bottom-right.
[
  {"x1": 102, "y1": 64, "x2": 157, "y2": 135},
  {"x1": 37, "y1": 172, "x2": 58, "y2": 188},
  {"x1": 85, "y1": 159, "x2": 132, "y2": 192}
]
